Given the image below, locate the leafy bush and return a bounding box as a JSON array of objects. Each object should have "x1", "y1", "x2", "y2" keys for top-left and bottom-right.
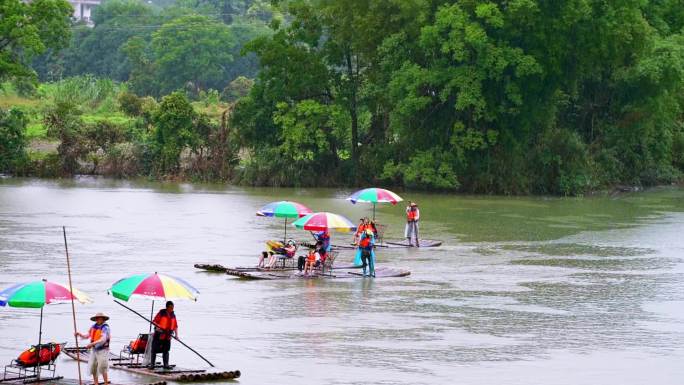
[
  {"x1": 222, "y1": 77, "x2": 254, "y2": 102},
  {"x1": 118, "y1": 92, "x2": 144, "y2": 117},
  {"x1": 43, "y1": 101, "x2": 89, "y2": 175},
  {"x1": 0, "y1": 108, "x2": 28, "y2": 172},
  {"x1": 533, "y1": 128, "x2": 593, "y2": 196}
]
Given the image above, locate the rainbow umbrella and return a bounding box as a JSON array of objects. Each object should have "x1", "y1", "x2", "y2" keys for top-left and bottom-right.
[
  {"x1": 348, "y1": 188, "x2": 403, "y2": 220},
  {"x1": 0, "y1": 279, "x2": 91, "y2": 372},
  {"x1": 257, "y1": 201, "x2": 312, "y2": 241},
  {"x1": 292, "y1": 212, "x2": 357, "y2": 233},
  {"x1": 109, "y1": 273, "x2": 198, "y2": 333},
  {"x1": 109, "y1": 273, "x2": 199, "y2": 302}
]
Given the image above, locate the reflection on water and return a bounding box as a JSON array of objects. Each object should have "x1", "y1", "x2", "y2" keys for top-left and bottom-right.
[{"x1": 0, "y1": 178, "x2": 682, "y2": 385}]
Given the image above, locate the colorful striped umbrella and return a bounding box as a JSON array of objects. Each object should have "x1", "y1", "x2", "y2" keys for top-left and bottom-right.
[
  {"x1": 292, "y1": 212, "x2": 357, "y2": 233},
  {"x1": 0, "y1": 279, "x2": 92, "y2": 371},
  {"x1": 109, "y1": 273, "x2": 199, "y2": 334},
  {"x1": 0, "y1": 280, "x2": 91, "y2": 308},
  {"x1": 257, "y1": 201, "x2": 312, "y2": 218},
  {"x1": 257, "y1": 201, "x2": 313, "y2": 241},
  {"x1": 109, "y1": 273, "x2": 199, "y2": 302},
  {"x1": 348, "y1": 188, "x2": 403, "y2": 220}
]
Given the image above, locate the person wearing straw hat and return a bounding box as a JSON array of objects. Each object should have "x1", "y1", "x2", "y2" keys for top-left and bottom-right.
[{"x1": 75, "y1": 312, "x2": 111, "y2": 385}]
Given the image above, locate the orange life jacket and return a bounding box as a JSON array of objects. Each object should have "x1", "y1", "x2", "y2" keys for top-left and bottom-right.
[
  {"x1": 17, "y1": 343, "x2": 61, "y2": 367},
  {"x1": 154, "y1": 310, "x2": 177, "y2": 340},
  {"x1": 129, "y1": 334, "x2": 148, "y2": 354},
  {"x1": 407, "y1": 208, "x2": 418, "y2": 221},
  {"x1": 359, "y1": 234, "x2": 372, "y2": 248},
  {"x1": 89, "y1": 323, "x2": 110, "y2": 349}
]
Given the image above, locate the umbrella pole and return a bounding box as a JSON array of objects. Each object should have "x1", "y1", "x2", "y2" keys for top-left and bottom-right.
[
  {"x1": 373, "y1": 204, "x2": 376, "y2": 221},
  {"x1": 37, "y1": 306, "x2": 43, "y2": 381},
  {"x1": 284, "y1": 218, "x2": 288, "y2": 243},
  {"x1": 149, "y1": 301, "x2": 155, "y2": 334},
  {"x1": 63, "y1": 227, "x2": 83, "y2": 385}
]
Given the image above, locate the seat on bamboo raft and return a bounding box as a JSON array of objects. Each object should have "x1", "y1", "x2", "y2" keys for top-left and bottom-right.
[
  {"x1": 120, "y1": 333, "x2": 150, "y2": 364},
  {"x1": 316, "y1": 251, "x2": 337, "y2": 276}
]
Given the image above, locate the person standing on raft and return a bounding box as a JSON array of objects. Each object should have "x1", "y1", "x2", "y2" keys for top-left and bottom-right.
[
  {"x1": 150, "y1": 301, "x2": 178, "y2": 370},
  {"x1": 355, "y1": 229, "x2": 376, "y2": 277},
  {"x1": 405, "y1": 201, "x2": 420, "y2": 247},
  {"x1": 75, "y1": 312, "x2": 111, "y2": 385}
]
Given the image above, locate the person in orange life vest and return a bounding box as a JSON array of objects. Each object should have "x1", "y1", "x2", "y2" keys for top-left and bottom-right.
[
  {"x1": 150, "y1": 301, "x2": 178, "y2": 369},
  {"x1": 303, "y1": 245, "x2": 321, "y2": 276},
  {"x1": 355, "y1": 229, "x2": 376, "y2": 277},
  {"x1": 75, "y1": 312, "x2": 111, "y2": 385},
  {"x1": 353, "y1": 217, "x2": 367, "y2": 245},
  {"x1": 405, "y1": 201, "x2": 420, "y2": 247}
]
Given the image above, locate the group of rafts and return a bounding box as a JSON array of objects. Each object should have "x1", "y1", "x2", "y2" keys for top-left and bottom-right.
[
  {"x1": 0, "y1": 273, "x2": 239, "y2": 384},
  {"x1": 195, "y1": 187, "x2": 443, "y2": 280}
]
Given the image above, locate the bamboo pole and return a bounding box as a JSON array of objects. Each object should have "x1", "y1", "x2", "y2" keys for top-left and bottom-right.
[
  {"x1": 37, "y1": 305, "x2": 43, "y2": 381},
  {"x1": 63, "y1": 227, "x2": 83, "y2": 385}
]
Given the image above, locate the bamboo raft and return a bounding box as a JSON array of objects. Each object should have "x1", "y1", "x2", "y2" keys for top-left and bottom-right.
[
  {"x1": 193, "y1": 263, "x2": 359, "y2": 273},
  {"x1": 0, "y1": 374, "x2": 63, "y2": 384},
  {"x1": 384, "y1": 239, "x2": 443, "y2": 248},
  {"x1": 195, "y1": 264, "x2": 410, "y2": 280},
  {"x1": 63, "y1": 348, "x2": 240, "y2": 383}
]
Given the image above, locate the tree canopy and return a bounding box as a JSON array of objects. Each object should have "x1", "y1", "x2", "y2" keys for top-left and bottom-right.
[{"x1": 0, "y1": 0, "x2": 72, "y2": 82}]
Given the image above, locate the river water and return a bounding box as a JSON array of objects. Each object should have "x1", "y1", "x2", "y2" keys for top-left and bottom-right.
[{"x1": 0, "y1": 177, "x2": 682, "y2": 385}]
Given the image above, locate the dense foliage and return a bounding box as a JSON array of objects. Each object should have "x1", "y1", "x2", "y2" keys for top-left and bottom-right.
[
  {"x1": 2, "y1": 0, "x2": 684, "y2": 195},
  {"x1": 0, "y1": 0, "x2": 72, "y2": 83},
  {"x1": 0, "y1": 108, "x2": 27, "y2": 172},
  {"x1": 232, "y1": 0, "x2": 684, "y2": 193},
  {"x1": 32, "y1": 0, "x2": 272, "y2": 96}
]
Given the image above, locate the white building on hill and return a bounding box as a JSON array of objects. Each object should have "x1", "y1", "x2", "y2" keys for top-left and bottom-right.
[{"x1": 69, "y1": 0, "x2": 101, "y2": 25}]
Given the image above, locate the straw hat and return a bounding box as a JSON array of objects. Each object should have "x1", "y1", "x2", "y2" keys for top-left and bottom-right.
[
  {"x1": 410, "y1": 202, "x2": 418, "y2": 207},
  {"x1": 90, "y1": 312, "x2": 110, "y2": 321}
]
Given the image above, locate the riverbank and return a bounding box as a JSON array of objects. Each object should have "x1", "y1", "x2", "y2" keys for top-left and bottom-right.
[{"x1": 3, "y1": 78, "x2": 683, "y2": 195}]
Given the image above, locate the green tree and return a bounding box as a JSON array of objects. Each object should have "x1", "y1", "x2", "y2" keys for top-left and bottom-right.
[
  {"x1": 151, "y1": 91, "x2": 198, "y2": 174},
  {"x1": 44, "y1": 100, "x2": 89, "y2": 175},
  {"x1": 151, "y1": 15, "x2": 236, "y2": 94},
  {"x1": 0, "y1": 0, "x2": 72, "y2": 81}
]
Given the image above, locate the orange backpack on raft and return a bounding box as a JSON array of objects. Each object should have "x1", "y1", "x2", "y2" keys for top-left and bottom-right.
[
  {"x1": 128, "y1": 334, "x2": 148, "y2": 354},
  {"x1": 16, "y1": 343, "x2": 61, "y2": 367}
]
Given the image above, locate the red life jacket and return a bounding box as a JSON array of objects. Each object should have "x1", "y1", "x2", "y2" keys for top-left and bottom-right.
[
  {"x1": 154, "y1": 310, "x2": 177, "y2": 340},
  {"x1": 407, "y1": 208, "x2": 418, "y2": 221},
  {"x1": 359, "y1": 234, "x2": 372, "y2": 248}
]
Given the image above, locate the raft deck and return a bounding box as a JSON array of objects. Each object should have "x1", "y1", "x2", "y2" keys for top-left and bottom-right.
[
  {"x1": 194, "y1": 263, "x2": 360, "y2": 273},
  {"x1": 63, "y1": 348, "x2": 240, "y2": 383},
  {"x1": 384, "y1": 239, "x2": 443, "y2": 248},
  {"x1": 220, "y1": 266, "x2": 410, "y2": 280}
]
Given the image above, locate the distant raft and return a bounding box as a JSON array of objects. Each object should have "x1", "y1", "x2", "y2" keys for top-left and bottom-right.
[
  {"x1": 194, "y1": 263, "x2": 360, "y2": 273},
  {"x1": 216, "y1": 266, "x2": 410, "y2": 280},
  {"x1": 384, "y1": 239, "x2": 443, "y2": 248}
]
